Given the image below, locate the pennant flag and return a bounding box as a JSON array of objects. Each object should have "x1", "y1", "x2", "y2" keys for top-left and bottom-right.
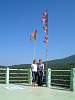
[
  {"x1": 30, "y1": 29, "x2": 37, "y2": 41},
  {"x1": 43, "y1": 25, "x2": 48, "y2": 33},
  {"x1": 41, "y1": 10, "x2": 48, "y2": 27},
  {"x1": 43, "y1": 34, "x2": 48, "y2": 44},
  {"x1": 42, "y1": 17, "x2": 47, "y2": 25}
]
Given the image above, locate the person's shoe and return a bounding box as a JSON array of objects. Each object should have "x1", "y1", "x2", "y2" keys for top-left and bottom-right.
[{"x1": 32, "y1": 83, "x2": 35, "y2": 87}]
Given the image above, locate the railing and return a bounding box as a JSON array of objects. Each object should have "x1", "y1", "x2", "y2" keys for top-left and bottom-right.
[
  {"x1": 0, "y1": 67, "x2": 32, "y2": 85},
  {"x1": 51, "y1": 70, "x2": 70, "y2": 89},
  {"x1": 9, "y1": 68, "x2": 29, "y2": 84},
  {"x1": 0, "y1": 68, "x2": 6, "y2": 83},
  {"x1": 0, "y1": 67, "x2": 75, "y2": 91},
  {"x1": 47, "y1": 68, "x2": 75, "y2": 91}
]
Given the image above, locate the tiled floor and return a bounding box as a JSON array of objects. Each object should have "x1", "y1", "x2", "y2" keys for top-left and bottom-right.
[{"x1": 0, "y1": 84, "x2": 75, "y2": 100}]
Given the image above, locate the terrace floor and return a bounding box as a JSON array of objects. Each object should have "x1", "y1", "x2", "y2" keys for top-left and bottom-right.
[{"x1": 0, "y1": 84, "x2": 75, "y2": 100}]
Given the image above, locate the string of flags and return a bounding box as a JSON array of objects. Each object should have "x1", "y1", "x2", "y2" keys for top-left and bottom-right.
[
  {"x1": 41, "y1": 10, "x2": 48, "y2": 44},
  {"x1": 30, "y1": 10, "x2": 48, "y2": 44}
]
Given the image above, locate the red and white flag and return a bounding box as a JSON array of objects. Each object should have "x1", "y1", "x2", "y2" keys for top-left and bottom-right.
[{"x1": 30, "y1": 29, "x2": 37, "y2": 41}]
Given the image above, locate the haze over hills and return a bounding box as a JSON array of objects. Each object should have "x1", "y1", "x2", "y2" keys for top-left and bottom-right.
[
  {"x1": 47, "y1": 54, "x2": 75, "y2": 69},
  {"x1": 0, "y1": 54, "x2": 75, "y2": 68},
  {"x1": 47, "y1": 54, "x2": 75, "y2": 65}
]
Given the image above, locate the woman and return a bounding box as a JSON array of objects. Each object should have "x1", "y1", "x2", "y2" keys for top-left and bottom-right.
[
  {"x1": 31, "y1": 59, "x2": 37, "y2": 86},
  {"x1": 37, "y1": 59, "x2": 44, "y2": 86}
]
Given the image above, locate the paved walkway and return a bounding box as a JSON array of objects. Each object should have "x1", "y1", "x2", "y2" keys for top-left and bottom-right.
[{"x1": 0, "y1": 84, "x2": 75, "y2": 100}]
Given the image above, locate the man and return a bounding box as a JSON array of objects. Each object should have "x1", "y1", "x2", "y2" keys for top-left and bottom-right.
[
  {"x1": 31, "y1": 59, "x2": 37, "y2": 86},
  {"x1": 37, "y1": 59, "x2": 44, "y2": 86}
]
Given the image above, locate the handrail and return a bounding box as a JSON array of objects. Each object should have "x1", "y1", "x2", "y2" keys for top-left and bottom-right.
[
  {"x1": 10, "y1": 73, "x2": 28, "y2": 75},
  {"x1": 9, "y1": 69, "x2": 29, "y2": 71},
  {"x1": 51, "y1": 75, "x2": 70, "y2": 76},
  {"x1": 51, "y1": 79, "x2": 70, "y2": 81},
  {"x1": 51, "y1": 83, "x2": 70, "y2": 87},
  {"x1": 51, "y1": 70, "x2": 70, "y2": 71}
]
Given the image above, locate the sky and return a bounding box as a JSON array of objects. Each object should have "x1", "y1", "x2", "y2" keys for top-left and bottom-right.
[{"x1": 0, "y1": 0, "x2": 75, "y2": 66}]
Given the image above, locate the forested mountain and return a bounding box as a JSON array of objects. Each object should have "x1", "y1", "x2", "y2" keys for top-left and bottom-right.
[{"x1": 0, "y1": 55, "x2": 75, "y2": 69}]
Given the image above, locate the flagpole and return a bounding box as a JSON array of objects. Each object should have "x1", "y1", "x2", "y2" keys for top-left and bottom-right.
[
  {"x1": 46, "y1": 44, "x2": 48, "y2": 65},
  {"x1": 41, "y1": 10, "x2": 48, "y2": 86},
  {"x1": 40, "y1": 49, "x2": 43, "y2": 60},
  {"x1": 30, "y1": 29, "x2": 37, "y2": 60},
  {"x1": 34, "y1": 40, "x2": 36, "y2": 59},
  {"x1": 46, "y1": 42, "x2": 48, "y2": 86}
]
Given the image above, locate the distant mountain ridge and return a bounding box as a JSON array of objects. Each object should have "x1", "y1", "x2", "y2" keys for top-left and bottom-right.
[
  {"x1": 47, "y1": 54, "x2": 75, "y2": 65},
  {"x1": 0, "y1": 54, "x2": 75, "y2": 68}
]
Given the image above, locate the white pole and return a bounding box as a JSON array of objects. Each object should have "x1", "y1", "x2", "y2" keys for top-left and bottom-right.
[
  {"x1": 46, "y1": 43, "x2": 48, "y2": 86},
  {"x1": 29, "y1": 68, "x2": 32, "y2": 86},
  {"x1": 47, "y1": 68, "x2": 51, "y2": 87},
  {"x1": 70, "y1": 68, "x2": 75, "y2": 91},
  {"x1": 34, "y1": 40, "x2": 36, "y2": 59},
  {"x1": 6, "y1": 67, "x2": 9, "y2": 84}
]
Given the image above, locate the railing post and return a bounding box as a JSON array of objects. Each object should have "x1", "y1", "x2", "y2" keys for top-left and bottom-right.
[
  {"x1": 70, "y1": 68, "x2": 75, "y2": 91},
  {"x1": 6, "y1": 67, "x2": 9, "y2": 84},
  {"x1": 29, "y1": 68, "x2": 32, "y2": 86},
  {"x1": 47, "y1": 68, "x2": 51, "y2": 87}
]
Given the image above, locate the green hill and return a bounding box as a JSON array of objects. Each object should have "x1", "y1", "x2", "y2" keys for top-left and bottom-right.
[
  {"x1": 47, "y1": 55, "x2": 75, "y2": 69},
  {"x1": 48, "y1": 54, "x2": 75, "y2": 65},
  {"x1": 0, "y1": 54, "x2": 75, "y2": 69}
]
